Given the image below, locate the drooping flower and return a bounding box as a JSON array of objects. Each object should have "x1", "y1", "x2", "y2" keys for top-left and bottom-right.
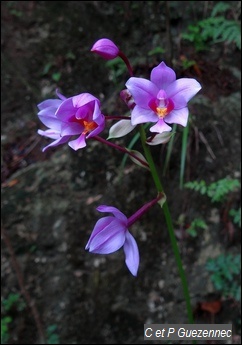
[
  {"x1": 91, "y1": 38, "x2": 120, "y2": 60},
  {"x1": 125, "y1": 61, "x2": 202, "y2": 134},
  {"x1": 37, "y1": 90, "x2": 105, "y2": 151},
  {"x1": 85, "y1": 194, "x2": 166, "y2": 276},
  {"x1": 85, "y1": 205, "x2": 139, "y2": 276}
]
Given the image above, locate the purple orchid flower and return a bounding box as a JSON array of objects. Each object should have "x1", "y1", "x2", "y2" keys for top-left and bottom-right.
[
  {"x1": 85, "y1": 194, "x2": 164, "y2": 276},
  {"x1": 85, "y1": 205, "x2": 139, "y2": 276},
  {"x1": 125, "y1": 61, "x2": 202, "y2": 133},
  {"x1": 91, "y1": 38, "x2": 119, "y2": 60},
  {"x1": 37, "y1": 90, "x2": 105, "y2": 151}
]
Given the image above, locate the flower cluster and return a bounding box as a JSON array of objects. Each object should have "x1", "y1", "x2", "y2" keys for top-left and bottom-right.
[{"x1": 37, "y1": 38, "x2": 201, "y2": 276}]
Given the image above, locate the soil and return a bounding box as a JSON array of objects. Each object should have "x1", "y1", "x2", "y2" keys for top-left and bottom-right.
[{"x1": 1, "y1": 1, "x2": 241, "y2": 344}]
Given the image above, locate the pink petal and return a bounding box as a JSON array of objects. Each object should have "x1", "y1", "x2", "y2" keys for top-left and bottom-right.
[
  {"x1": 41, "y1": 135, "x2": 71, "y2": 152},
  {"x1": 125, "y1": 77, "x2": 158, "y2": 108},
  {"x1": 37, "y1": 99, "x2": 62, "y2": 111},
  {"x1": 150, "y1": 61, "x2": 176, "y2": 89},
  {"x1": 131, "y1": 106, "x2": 157, "y2": 126},
  {"x1": 123, "y1": 231, "x2": 139, "y2": 276},
  {"x1": 68, "y1": 134, "x2": 87, "y2": 150},
  {"x1": 150, "y1": 119, "x2": 172, "y2": 133},
  {"x1": 88, "y1": 219, "x2": 126, "y2": 254},
  {"x1": 85, "y1": 217, "x2": 114, "y2": 249},
  {"x1": 72, "y1": 93, "x2": 99, "y2": 108},
  {"x1": 165, "y1": 107, "x2": 189, "y2": 127},
  {"x1": 166, "y1": 78, "x2": 202, "y2": 106},
  {"x1": 96, "y1": 205, "x2": 128, "y2": 223},
  {"x1": 60, "y1": 122, "x2": 83, "y2": 136}
]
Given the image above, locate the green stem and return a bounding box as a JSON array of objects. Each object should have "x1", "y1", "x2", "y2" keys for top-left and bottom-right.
[{"x1": 139, "y1": 125, "x2": 194, "y2": 324}]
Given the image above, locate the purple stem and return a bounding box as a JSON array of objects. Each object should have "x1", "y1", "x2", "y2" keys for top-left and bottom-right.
[
  {"x1": 118, "y1": 51, "x2": 134, "y2": 77},
  {"x1": 93, "y1": 136, "x2": 149, "y2": 168},
  {"x1": 127, "y1": 193, "x2": 164, "y2": 227},
  {"x1": 105, "y1": 115, "x2": 131, "y2": 121}
]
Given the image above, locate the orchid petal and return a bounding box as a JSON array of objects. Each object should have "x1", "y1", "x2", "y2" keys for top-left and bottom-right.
[
  {"x1": 86, "y1": 117, "x2": 105, "y2": 138},
  {"x1": 166, "y1": 78, "x2": 202, "y2": 105},
  {"x1": 68, "y1": 134, "x2": 87, "y2": 150},
  {"x1": 60, "y1": 122, "x2": 83, "y2": 136},
  {"x1": 165, "y1": 107, "x2": 189, "y2": 127},
  {"x1": 37, "y1": 99, "x2": 62, "y2": 111},
  {"x1": 150, "y1": 119, "x2": 172, "y2": 133},
  {"x1": 72, "y1": 93, "x2": 100, "y2": 108},
  {"x1": 38, "y1": 112, "x2": 62, "y2": 131},
  {"x1": 55, "y1": 98, "x2": 75, "y2": 120},
  {"x1": 131, "y1": 106, "x2": 157, "y2": 126},
  {"x1": 125, "y1": 77, "x2": 158, "y2": 108},
  {"x1": 87, "y1": 219, "x2": 126, "y2": 254},
  {"x1": 150, "y1": 61, "x2": 176, "y2": 89},
  {"x1": 123, "y1": 231, "x2": 139, "y2": 276},
  {"x1": 96, "y1": 205, "x2": 128, "y2": 223},
  {"x1": 38, "y1": 129, "x2": 60, "y2": 139},
  {"x1": 41, "y1": 135, "x2": 71, "y2": 152},
  {"x1": 85, "y1": 217, "x2": 115, "y2": 249}
]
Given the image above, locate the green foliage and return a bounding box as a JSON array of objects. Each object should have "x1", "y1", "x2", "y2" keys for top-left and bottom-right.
[
  {"x1": 184, "y1": 178, "x2": 240, "y2": 203},
  {"x1": 46, "y1": 325, "x2": 60, "y2": 344},
  {"x1": 1, "y1": 317, "x2": 12, "y2": 344},
  {"x1": 206, "y1": 254, "x2": 241, "y2": 301},
  {"x1": 2, "y1": 293, "x2": 26, "y2": 312},
  {"x1": 182, "y1": 2, "x2": 241, "y2": 51},
  {"x1": 105, "y1": 58, "x2": 127, "y2": 84},
  {"x1": 148, "y1": 47, "x2": 165, "y2": 56},
  {"x1": 181, "y1": 58, "x2": 196, "y2": 70},
  {"x1": 186, "y1": 218, "x2": 208, "y2": 237},
  {"x1": 1, "y1": 293, "x2": 26, "y2": 344},
  {"x1": 229, "y1": 207, "x2": 241, "y2": 228}
]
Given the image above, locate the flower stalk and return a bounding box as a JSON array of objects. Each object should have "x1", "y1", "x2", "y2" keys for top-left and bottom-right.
[{"x1": 139, "y1": 125, "x2": 194, "y2": 324}]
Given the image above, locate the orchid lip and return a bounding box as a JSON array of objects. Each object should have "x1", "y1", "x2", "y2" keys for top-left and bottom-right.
[{"x1": 148, "y1": 97, "x2": 174, "y2": 119}]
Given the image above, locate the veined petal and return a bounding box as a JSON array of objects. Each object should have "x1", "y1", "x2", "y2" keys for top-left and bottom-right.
[
  {"x1": 125, "y1": 77, "x2": 158, "y2": 108},
  {"x1": 38, "y1": 106, "x2": 58, "y2": 118},
  {"x1": 68, "y1": 134, "x2": 87, "y2": 150},
  {"x1": 37, "y1": 99, "x2": 62, "y2": 111},
  {"x1": 96, "y1": 205, "x2": 128, "y2": 223},
  {"x1": 123, "y1": 231, "x2": 139, "y2": 276},
  {"x1": 72, "y1": 93, "x2": 100, "y2": 108},
  {"x1": 75, "y1": 102, "x2": 94, "y2": 120},
  {"x1": 150, "y1": 61, "x2": 176, "y2": 89},
  {"x1": 60, "y1": 122, "x2": 83, "y2": 136},
  {"x1": 131, "y1": 106, "x2": 157, "y2": 126},
  {"x1": 41, "y1": 135, "x2": 71, "y2": 152},
  {"x1": 166, "y1": 78, "x2": 202, "y2": 104},
  {"x1": 85, "y1": 217, "x2": 114, "y2": 249},
  {"x1": 56, "y1": 98, "x2": 75, "y2": 120},
  {"x1": 108, "y1": 119, "x2": 135, "y2": 139},
  {"x1": 150, "y1": 119, "x2": 172, "y2": 133},
  {"x1": 38, "y1": 129, "x2": 60, "y2": 139},
  {"x1": 165, "y1": 107, "x2": 189, "y2": 127},
  {"x1": 87, "y1": 219, "x2": 126, "y2": 254},
  {"x1": 38, "y1": 113, "x2": 62, "y2": 131}
]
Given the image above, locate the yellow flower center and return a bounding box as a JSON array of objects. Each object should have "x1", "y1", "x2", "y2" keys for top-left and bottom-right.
[
  {"x1": 83, "y1": 120, "x2": 98, "y2": 134},
  {"x1": 156, "y1": 107, "x2": 169, "y2": 119}
]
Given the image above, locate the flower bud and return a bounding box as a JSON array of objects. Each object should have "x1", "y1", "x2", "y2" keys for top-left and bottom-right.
[{"x1": 91, "y1": 38, "x2": 119, "y2": 60}]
